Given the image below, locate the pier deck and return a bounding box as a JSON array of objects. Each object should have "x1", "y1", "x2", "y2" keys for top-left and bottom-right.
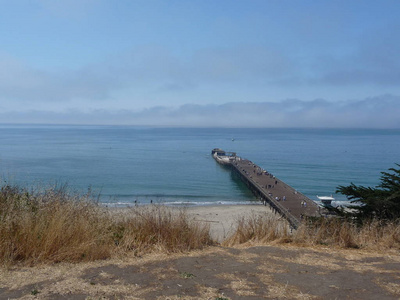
[{"x1": 214, "y1": 150, "x2": 321, "y2": 228}]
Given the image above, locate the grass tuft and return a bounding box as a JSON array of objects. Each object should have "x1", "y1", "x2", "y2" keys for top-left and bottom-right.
[
  {"x1": 113, "y1": 205, "x2": 213, "y2": 254},
  {"x1": 222, "y1": 213, "x2": 289, "y2": 246}
]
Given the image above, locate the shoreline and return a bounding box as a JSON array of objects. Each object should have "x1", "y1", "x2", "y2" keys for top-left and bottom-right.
[{"x1": 101, "y1": 200, "x2": 264, "y2": 208}]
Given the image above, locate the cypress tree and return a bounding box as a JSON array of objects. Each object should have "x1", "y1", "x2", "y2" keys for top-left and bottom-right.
[{"x1": 336, "y1": 164, "x2": 400, "y2": 221}]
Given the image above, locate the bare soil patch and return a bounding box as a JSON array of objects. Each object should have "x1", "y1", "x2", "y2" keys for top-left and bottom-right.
[{"x1": 1, "y1": 245, "x2": 400, "y2": 299}]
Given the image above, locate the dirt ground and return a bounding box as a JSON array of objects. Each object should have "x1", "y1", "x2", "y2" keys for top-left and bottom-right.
[{"x1": 1, "y1": 244, "x2": 400, "y2": 300}]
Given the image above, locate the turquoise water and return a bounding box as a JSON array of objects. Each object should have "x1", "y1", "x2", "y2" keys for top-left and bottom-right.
[{"x1": 1, "y1": 125, "x2": 399, "y2": 206}]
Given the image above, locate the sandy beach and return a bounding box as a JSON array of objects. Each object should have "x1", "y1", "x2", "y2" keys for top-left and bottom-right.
[
  {"x1": 109, "y1": 203, "x2": 280, "y2": 243},
  {"x1": 182, "y1": 203, "x2": 278, "y2": 242}
]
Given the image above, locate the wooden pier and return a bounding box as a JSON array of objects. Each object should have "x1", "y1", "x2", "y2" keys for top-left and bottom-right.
[{"x1": 213, "y1": 149, "x2": 321, "y2": 228}]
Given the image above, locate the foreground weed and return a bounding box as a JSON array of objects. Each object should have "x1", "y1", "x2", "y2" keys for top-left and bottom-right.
[
  {"x1": 31, "y1": 288, "x2": 39, "y2": 296},
  {"x1": 180, "y1": 271, "x2": 195, "y2": 279}
]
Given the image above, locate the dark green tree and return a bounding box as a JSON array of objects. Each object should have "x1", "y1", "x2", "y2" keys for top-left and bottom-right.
[{"x1": 336, "y1": 164, "x2": 400, "y2": 221}]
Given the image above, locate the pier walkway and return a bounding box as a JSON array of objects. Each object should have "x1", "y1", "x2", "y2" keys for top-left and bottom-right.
[{"x1": 229, "y1": 156, "x2": 321, "y2": 228}]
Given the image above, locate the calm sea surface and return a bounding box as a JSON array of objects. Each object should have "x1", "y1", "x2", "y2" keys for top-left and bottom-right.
[{"x1": 1, "y1": 125, "x2": 399, "y2": 206}]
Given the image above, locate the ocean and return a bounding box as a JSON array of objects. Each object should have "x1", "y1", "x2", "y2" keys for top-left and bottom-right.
[{"x1": 1, "y1": 125, "x2": 399, "y2": 206}]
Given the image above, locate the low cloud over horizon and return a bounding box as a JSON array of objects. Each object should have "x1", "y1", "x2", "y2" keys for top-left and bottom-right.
[
  {"x1": 1, "y1": 94, "x2": 399, "y2": 129},
  {"x1": 1, "y1": 2, "x2": 399, "y2": 129}
]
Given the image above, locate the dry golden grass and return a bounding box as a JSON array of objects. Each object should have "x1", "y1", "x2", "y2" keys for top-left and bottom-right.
[
  {"x1": 2, "y1": 182, "x2": 400, "y2": 267},
  {"x1": 111, "y1": 205, "x2": 213, "y2": 254},
  {"x1": 222, "y1": 213, "x2": 290, "y2": 246},
  {"x1": 0, "y1": 184, "x2": 213, "y2": 266},
  {"x1": 294, "y1": 218, "x2": 400, "y2": 250},
  {"x1": 224, "y1": 212, "x2": 400, "y2": 250}
]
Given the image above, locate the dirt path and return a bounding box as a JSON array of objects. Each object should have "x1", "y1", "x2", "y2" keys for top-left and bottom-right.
[{"x1": 1, "y1": 245, "x2": 400, "y2": 299}]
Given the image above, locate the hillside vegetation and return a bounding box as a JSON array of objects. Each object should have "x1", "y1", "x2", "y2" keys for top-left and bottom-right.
[
  {"x1": 1, "y1": 164, "x2": 400, "y2": 266},
  {"x1": 0, "y1": 184, "x2": 213, "y2": 266}
]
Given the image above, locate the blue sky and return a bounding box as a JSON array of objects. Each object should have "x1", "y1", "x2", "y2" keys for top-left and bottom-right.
[{"x1": 0, "y1": 0, "x2": 399, "y2": 127}]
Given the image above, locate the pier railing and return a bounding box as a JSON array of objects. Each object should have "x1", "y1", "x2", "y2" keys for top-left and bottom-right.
[{"x1": 230, "y1": 161, "x2": 301, "y2": 228}]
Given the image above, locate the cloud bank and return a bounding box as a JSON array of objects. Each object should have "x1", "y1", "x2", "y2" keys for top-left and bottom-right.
[
  {"x1": 1, "y1": 94, "x2": 399, "y2": 128},
  {"x1": 1, "y1": 1, "x2": 399, "y2": 129}
]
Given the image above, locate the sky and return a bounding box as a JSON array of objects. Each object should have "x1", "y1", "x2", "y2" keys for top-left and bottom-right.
[{"x1": 0, "y1": 0, "x2": 399, "y2": 128}]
